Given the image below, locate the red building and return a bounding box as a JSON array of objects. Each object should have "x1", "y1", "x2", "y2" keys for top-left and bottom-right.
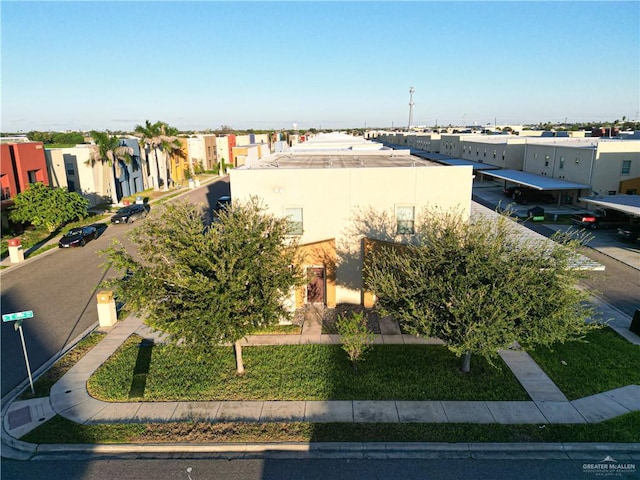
[{"x1": 0, "y1": 142, "x2": 50, "y2": 201}]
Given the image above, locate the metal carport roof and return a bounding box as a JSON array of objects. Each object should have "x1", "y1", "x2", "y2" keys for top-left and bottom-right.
[
  {"x1": 411, "y1": 152, "x2": 500, "y2": 170},
  {"x1": 578, "y1": 195, "x2": 640, "y2": 217},
  {"x1": 483, "y1": 169, "x2": 591, "y2": 191}
]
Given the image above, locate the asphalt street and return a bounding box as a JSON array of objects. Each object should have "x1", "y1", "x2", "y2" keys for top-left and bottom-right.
[
  {"x1": 0, "y1": 178, "x2": 231, "y2": 399},
  {"x1": 5, "y1": 457, "x2": 637, "y2": 480}
]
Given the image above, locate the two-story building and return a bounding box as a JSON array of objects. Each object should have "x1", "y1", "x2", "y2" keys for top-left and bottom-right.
[{"x1": 230, "y1": 133, "x2": 473, "y2": 308}]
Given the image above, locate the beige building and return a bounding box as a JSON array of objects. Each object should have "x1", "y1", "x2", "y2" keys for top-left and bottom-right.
[
  {"x1": 523, "y1": 138, "x2": 640, "y2": 203},
  {"x1": 230, "y1": 134, "x2": 473, "y2": 308},
  {"x1": 46, "y1": 145, "x2": 112, "y2": 206}
]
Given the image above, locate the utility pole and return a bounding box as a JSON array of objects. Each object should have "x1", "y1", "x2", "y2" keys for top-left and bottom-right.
[{"x1": 408, "y1": 87, "x2": 415, "y2": 130}]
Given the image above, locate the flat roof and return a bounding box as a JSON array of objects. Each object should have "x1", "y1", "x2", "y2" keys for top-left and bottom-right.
[
  {"x1": 413, "y1": 152, "x2": 500, "y2": 170},
  {"x1": 578, "y1": 195, "x2": 640, "y2": 217},
  {"x1": 242, "y1": 154, "x2": 441, "y2": 169},
  {"x1": 482, "y1": 169, "x2": 591, "y2": 190}
]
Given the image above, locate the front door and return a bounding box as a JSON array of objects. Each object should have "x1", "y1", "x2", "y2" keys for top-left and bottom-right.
[{"x1": 306, "y1": 267, "x2": 325, "y2": 304}]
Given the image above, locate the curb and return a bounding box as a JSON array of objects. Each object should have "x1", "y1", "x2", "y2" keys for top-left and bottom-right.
[{"x1": 4, "y1": 439, "x2": 640, "y2": 461}]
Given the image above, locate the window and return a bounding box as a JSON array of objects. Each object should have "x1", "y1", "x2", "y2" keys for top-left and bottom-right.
[
  {"x1": 396, "y1": 206, "x2": 415, "y2": 234},
  {"x1": 27, "y1": 170, "x2": 39, "y2": 184},
  {"x1": 285, "y1": 207, "x2": 303, "y2": 235},
  {"x1": 559, "y1": 157, "x2": 565, "y2": 170},
  {"x1": 608, "y1": 191, "x2": 616, "y2": 195},
  {"x1": 621, "y1": 160, "x2": 631, "y2": 175},
  {"x1": 67, "y1": 180, "x2": 76, "y2": 192},
  {"x1": 66, "y1": 163, "x2": 75, "y2": 176}
]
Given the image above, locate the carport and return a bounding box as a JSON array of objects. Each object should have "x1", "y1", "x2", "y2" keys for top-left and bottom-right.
[
  {"x1": 413, "y1": 152, "x2": 501, "y2": 172},
  {"x1": 578, "y1": 195, "x2": 640, "y2": 218},
  {"x1": 481, "y1": 169, "x2": 591, "y2": 206}
]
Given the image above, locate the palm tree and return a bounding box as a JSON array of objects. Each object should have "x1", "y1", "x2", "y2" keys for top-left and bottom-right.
[
  {"x1": 87, "y1": 131, "x2": 133, "y2": 205},
  {"x1": 134, "y1": 120, "x2": 183, "y2": 190}
]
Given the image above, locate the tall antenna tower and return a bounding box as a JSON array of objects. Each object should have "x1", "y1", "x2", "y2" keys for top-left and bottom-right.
[{"x1": 408, "y1": 87, "x2": 415, "y2": 130}]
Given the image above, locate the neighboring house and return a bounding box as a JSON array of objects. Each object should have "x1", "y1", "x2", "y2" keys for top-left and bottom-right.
[
  {"x1": 232, "y1": 144, "x2": 265, "y2": 168},
  {"x1": 46, "y1": 140, "x2": 146, "y2": 207},
  {"x1": 1, "y1": 141, "x2": 50, "y2": 232},
  {"x1": 116, "y1": 138, "x2": 146, "y2": 199},
  {"x1": 187, "y1": 136, "x2": 206, "y2": 172},
  {"x1": 214, "y1": 135, "x2": 230, "y2": 171},
  {"x1": 230, "y1": 133, "x2": 473, "y2": 309},
  {"x1": 0, "y1": 142, "x2": 50, "y2": 199},
  {"x1": 170, "y1": 138, "x2": 190, "y2": 186}
]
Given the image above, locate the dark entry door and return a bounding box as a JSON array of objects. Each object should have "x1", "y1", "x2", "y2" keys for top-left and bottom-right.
[{"x1": 306, "y1": 267, "x2": 325, "y2": 304}]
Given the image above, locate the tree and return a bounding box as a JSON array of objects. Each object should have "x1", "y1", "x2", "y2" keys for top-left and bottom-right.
[
  {"x1": 87, "y1": 131, "x2": 133, "y2": 205},
  {"x1": 364, "y1": 208, "x2": 599, "y2": 373},
  {"x1": 100, "y1": 198, "x2": 304, "y2": 375},
  {"x1": 134, "y1": 120, "x2": 183, "y2": 190},
  {"x1": 9, "y1": 182, "x2": 88, "y2": 232},
  {"x1": 335, "y1": 311, "x2": 374, "y2": 374}
]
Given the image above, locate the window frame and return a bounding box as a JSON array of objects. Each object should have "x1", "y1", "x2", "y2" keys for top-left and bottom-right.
[
  {"x1": 284, "y1": 207, "x2": 303, "y2": 236},
  {"x1": 396, "y1": 205, "x2": 415, "y2": 235}
]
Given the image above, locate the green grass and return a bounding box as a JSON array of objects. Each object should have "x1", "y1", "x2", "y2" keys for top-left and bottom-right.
[
  {"x1": 18, "y1": 332, "x2": 106, "y2": 400},
  {"x1": 528, "y1": 327, "x2": 640, "y2": 400},
  {"x1": 22, "y1": 412, "x2": 640, "y2": 444},
  {"x1": 88, "y1": 335, "x2": 528, "y2": 402},
  {"x1": 252, "y1": 324, "x2": 302, "y2": 335}
]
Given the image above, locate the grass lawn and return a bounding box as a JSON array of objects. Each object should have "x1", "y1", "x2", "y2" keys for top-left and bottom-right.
[
  {"x1": 22, "y1": 412, "x2": 640, "y2": 444},
  {"x1": 18, "y1": 332, "x2": 106, "y2": 400},
  {"x1": 87, "y1": 335, "x2": 529, "y2": 402},
  {"x1": 528, "y1": 326, "x2": 640, "y2": 400}
]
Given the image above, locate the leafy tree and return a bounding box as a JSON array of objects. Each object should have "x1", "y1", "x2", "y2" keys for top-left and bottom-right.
[
  {"x1": 336, "y1": 311, "x2": 374, "y2": 374},
  {"x1": 134, "y1": 120, "x2": 183, "y2": 190},
  {"x1": 100, "y1": 198, "x2": 303, "y2": 375},
  {"x1": 52, "y1": 132, "x2": 85, "y2": 145},
  {"x1": 364, "y1": 208, "x2": 599, "y2": 373},
  {"x1": 9, "y1": 182, "x2": 88, "y2": 232},
  {"x1": 87, "y1": 131, "x2": 133, "y2": 205}
]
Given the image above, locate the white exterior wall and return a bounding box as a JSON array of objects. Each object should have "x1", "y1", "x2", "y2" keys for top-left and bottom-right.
[
  {"x1": 235, "y1": 134, "x2": 250, "y2": 146},
  {"x1": 187, "y1": 136, "x2": 206, "y2": 170},
  {"x1": 215, "y1": 136, "x2": 230, "y2": 166},
  {"x1": 47, "y1": 145, "x2": 111, "y2": 206},
  {"x1": 230, "y1": 165, "x2": 473, "y2": 304},
  {"x1": 45, "y1": 149, "x2": 68, "y2": 189}
]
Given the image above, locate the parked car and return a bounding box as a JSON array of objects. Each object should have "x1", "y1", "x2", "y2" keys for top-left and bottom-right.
[
  {"x1": 110, "y1": 204, "x2": 150, "y2": 224},
  {"x1": 572, "y1": 208, "x2": 630, "y2": 230},
  {"x1": 503, "y1": 186, "x2": 554, "y2": 205},
  {"x1": 214, "y1": 195, "x2": 231, "y2": 214},
  {"x1": 617, "y1": 223, "x2": 640, "y2": 242},
  {"x1": 58, "y1": 226, "x2": 98, "y2": 248}
]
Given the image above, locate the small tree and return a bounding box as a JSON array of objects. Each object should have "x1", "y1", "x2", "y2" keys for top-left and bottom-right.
[
  {"x1": 336, "y1": 311, "x2": 374, "y2": 374},
  {"x1": 9, "y1": 182, "x2": 89, "y2": 232},
  {"x1": 365, "y1": 208, "x2": 599, "y2": 373},
  {"x1": 100, "y1": 198, "x2": 303, "y2": 375}
]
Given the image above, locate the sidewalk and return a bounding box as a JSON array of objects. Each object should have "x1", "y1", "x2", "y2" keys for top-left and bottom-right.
[{"x1": 4, "y1": 307, "x2": 639, "y2": 441}]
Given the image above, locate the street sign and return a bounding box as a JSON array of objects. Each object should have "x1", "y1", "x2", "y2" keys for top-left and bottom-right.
[{"x1": 2, "y1": 310, "x2": 34, "y2": 322}]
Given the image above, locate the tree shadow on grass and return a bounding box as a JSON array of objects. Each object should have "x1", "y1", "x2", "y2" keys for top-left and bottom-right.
[{"x1": 128, "y1": 339, "x2": 154, "y2": 399}]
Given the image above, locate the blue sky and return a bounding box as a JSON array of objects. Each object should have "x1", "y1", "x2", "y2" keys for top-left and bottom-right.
[{"x1": 2, "y1": 1, "x2": 639, "y2": 132}]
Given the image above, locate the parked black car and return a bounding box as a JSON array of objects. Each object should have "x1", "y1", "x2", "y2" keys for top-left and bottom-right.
[
  {"x1": 214, "y1": 195, "x2": 231, "y2": 213},
  {"x1": 617, "y1": 224, "x2": 640, "y2": 242},
  {"x1": 503, "y1": 186, "x2": 555, "y2": 205},
  {"x1": 110, "y1": 204, "x2": 150, "y2": 224},
  {"x1": 58, "y1": 226, "x2": 98, "y2": 248}
]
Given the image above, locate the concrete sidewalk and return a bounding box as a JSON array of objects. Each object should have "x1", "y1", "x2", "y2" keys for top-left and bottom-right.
[{"x1": 4, "y1": 309, "x2": 639, "y2": 446}]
